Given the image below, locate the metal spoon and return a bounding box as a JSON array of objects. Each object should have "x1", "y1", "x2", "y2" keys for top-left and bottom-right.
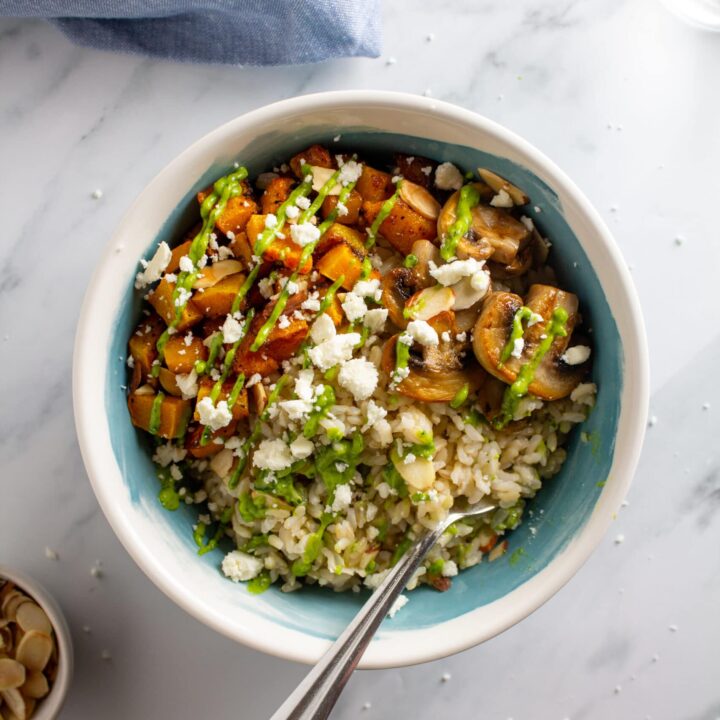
[{"x1": 270, "y1": 500, "x2": 497, "y2": 720}]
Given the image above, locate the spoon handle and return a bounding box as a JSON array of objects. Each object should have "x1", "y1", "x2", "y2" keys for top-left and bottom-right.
[{"x1": 269, "y1": 517, "x2": 453, "y2": 720}]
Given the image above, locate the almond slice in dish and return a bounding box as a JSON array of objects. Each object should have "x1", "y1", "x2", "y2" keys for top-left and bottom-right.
[
  {"x1": 192, "y1": 260, "x2": 244, "y2": 290},
  {"x1": 21, "y1": 669, "x2": 49, "y2": 699},
  {"x1": 0, "y1": 658, "x2": 26, "y2": 691},
  {"x1": 399, "y1": 181, "x2": 441, "y2": 220},
  {"x1": 0, "y1": 687, "x2": 27, "y2": 719},
  {"x1": 15, "y1": 631, "x2": 53, "y2": 672},
  {"x1": 15, "y1": 604, "x2": 52, "y2": 637},
  {"x1": 309, "y1": 166, "x2": 341, "y2": 195},
  {"x1": 404, "y1": 286, "x2": 454, "y2": 321}
]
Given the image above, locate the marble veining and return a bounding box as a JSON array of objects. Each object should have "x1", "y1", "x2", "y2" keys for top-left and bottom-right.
[{"x1": 0, "y1": 0, "x2": 718, "y2": 717}]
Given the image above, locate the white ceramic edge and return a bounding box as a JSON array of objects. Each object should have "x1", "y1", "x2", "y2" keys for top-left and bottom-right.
[
  {"x1": 0, "y1": 565, "x2": 73, "y2": 719},
  {"x1": 72, "y1": 90, "x2": 650, "y2": 669}
]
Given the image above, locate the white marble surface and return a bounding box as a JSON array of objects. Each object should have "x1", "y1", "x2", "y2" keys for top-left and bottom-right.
[{"x1": 1, "y1": 1, "x2": 718, "y2": 718}]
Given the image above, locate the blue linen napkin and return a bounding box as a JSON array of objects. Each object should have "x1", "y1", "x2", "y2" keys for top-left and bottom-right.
[{"x1": 0, "y1": 0, "x2": 382, "y2": 65}]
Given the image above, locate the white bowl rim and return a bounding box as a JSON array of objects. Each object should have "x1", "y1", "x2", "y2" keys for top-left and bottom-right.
[
  {"x1": 0, "y1": 565, "x2": 73, "y2": 719},
  {"x1": 73, "y1": 89, "x2": 649, "y2": 669}
]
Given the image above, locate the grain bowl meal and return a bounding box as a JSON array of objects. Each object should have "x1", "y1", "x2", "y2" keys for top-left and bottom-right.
[
  {"x1": 0, "y1": 580, "x2": 59, "y2": 719},
  {"x1": 125, "y1": 144, "x2": 596, "y2": 596}
]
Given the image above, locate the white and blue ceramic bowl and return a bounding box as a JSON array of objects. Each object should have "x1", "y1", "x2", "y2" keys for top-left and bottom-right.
[{"x1": 73, "y1": 91, "x2": 649, "y2": 669}]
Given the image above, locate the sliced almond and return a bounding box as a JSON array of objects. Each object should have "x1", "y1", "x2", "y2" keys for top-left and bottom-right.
[
  {"x1": 15, "y1": 605, "x2": 51, "y2": 637},
  {"x1": 405, "y1": 286, "x2": 455, "y2": 321},
  {"x1": 391, "y1": 450, "x2": 435, "y2": 491},
  {"x1": 15, "y1": 632, "x2": 52, "y2": 673},
  {"x1": 309, "y1": 166, "x2": 341, "y2": 195},
  {"x1": 451, "y1": 271, "x2": 491, "y2": 311},
  {"x1": 133, "y1": 383, "x2": 155, "y2": 396},
  {"x1": 399, "y1": 180, "x2": 442, "y2": 220},
  {"x1": 477, "y1": 168, "x2": 529, "y2": 206},
  {"x1": 192, "y1": 260, "x2": 244, "y2": 290},
  {"x1": 2, "y1": 596, "x2": 31, "y2": 624},
  {"x1": 0, "y1": 688, "x2": 26, "y2": 719},
  {"x1": 0, "y1": 659, "x2": 25, "y2": 691},
  {"x1": 0, "y1": 626, "x2": 13, "y2": 654},
  {"x1": 250, "y1": 383, "x2": 267, "y2": 415},
  {"x1": 20, "y1": 670, "x2": 48, "y2": 700}
]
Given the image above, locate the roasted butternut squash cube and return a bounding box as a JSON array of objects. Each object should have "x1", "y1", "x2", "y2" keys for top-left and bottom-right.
[
  {"x1": 261, "y1": 176, "x2": 295, "y2": 215},
  {"x1": 356, "y1": 166, "x2": 393, "y2": 201},
  {"x1": 164, "y1": 334, "x2": 208, "y2": 374},
  {"x1": 246, "y1": 214, "x2": 312, "y2": 273},
  {"x1": 289, "y1": 144, "x2": 333, "y2": 178},
  {"x1": 321, "y1": 189, "x2": 362, "y2": 225},
  {"x1": 316, "y1": 242, "x2": 379, "y2": 290},
  {"x1": 263, "y1": 317, "x2": 308, "y2": 362},
  {"x1": 232, "y1": 348, "x2": 279, "y2": 378},
  {"x1": 148, "y1": 278, "x2": 203, "y2": 331},
  {"x1": 195, "y1": 378, "x2": 250, "y2": 422},
  {"x1": 168, "y1": 240, "x2": 193, "y2": 274},
  {"x1": 189, "y1": 272, "x2": 246, "y2": 318},
  {"x1": 314, "y1": 222, "x2": 365, "y2": 257},
  {"x1": 197, "y1": 182, "x2": 258, "y2": 236},
  {"x1": 128, "y1": 313, "x2": 165, "y2": 378},
  {"x1": 362, "y1": 198, "x2": 437, "y2": 255},
  {"x1": 127, "y1": 392, "x2": 192, "y2": 439}
]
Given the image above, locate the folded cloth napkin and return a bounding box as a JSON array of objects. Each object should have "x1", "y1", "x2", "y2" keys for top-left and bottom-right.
[{"x1": 0, "y1": 0, "x2": 382, "y2": 65}]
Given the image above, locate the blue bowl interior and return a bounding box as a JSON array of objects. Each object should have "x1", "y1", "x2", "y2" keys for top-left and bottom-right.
[{"x1": 105, "y1": 128, "x2": 621, "y2": 639}]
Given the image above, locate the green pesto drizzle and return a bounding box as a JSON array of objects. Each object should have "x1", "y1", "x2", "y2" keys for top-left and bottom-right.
[
  {"x1": 499, "y1": 306, "x2": 535, "y2": 366},
  {"x1": 197, "y1": 506, "x2": 233, "y2": 556},
  {"x1": 392, "y1": 336, "x2": 411, "y2": 384},
  {"x1": 365, "y1": 184, "x2": 401, "y2": 250},
  {"x1": 404, "y1": 253, "x2": 418, "y2": 268},
  {"x1": 450, "y1": 382, "x2": 470, "y2": 409},
  {"x1": 440, "y1": 183, "x2": 481, "y2": 261},
  {"x1": 227, "y1": 375, "x2": 290, "y2": 489},
  {"x1": 148, "y1": 391, "x2": 165, "y2": 435},
  {"x1": 155, "y1": 166, "x2": 249, "y2": 363},
  {"x1": 303, "y1": 385, "x2": 336, "y2": 439},
  {"x1": 494, "y1": 307, "x2": 569, "y2": 429},
  {"x1": 196, "y1": 332, "x2": 224, "y2": 375}
]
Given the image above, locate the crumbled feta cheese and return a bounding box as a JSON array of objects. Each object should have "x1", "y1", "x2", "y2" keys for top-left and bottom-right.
[
  {"x1": 527, "y1": 312, "x2": 543, "y2": 326},
  {"x1": 442, "y1": 560, "x2": 458, "y2": 577},
  {"x1": 222, "y1": 550, "x2": 264, "y2": 582},
  {"x1": 279, "y1": 399, "x2": 314, "y2": 421},
  {"x1": 290, "y1": 436, "x2": 314, "y2": 459},
  {"x1": 253, "y1": 438, "x2": 293, "y2": 471},
  {"x1": 295, "y1": 196, "x2": 311, "y2": 210},
  {"x1": 135, "y1": 241, "x2": 172, "y2": 289},
  {"x1": 290, "y1": 221, "x2": 321, "y2": 247},
  {"x1": 363, "y1": 308, "x2": 388, "y2": 333},
  {"x1": 153, "y1": 442, "x2": 187, "y2": 467},
  {"x1": 196, "y1": 397, "x2": 233, "y2": 431},
  {"x1": 520, "y1": 215, "x2": 534, "y2": 231},
  {"x1": 338, "y1": 160, "x2": 363, "y2": 186},
  {"x1": 403, "y1": 453, "x2": 416, "y2": 465},
  {"x1": 310, "y1": 314, "x2": 336, "y2": 344},
  {"x1": 336, "y1": 201, "x2": 349, "y2": 217},
  {"x1": 126, "y1": 355, "x2": 135, "y2": 368},
  {"x1": 175, "y1": 369, "x2": 199, "y2": 399},
  {"x1": 511, "y1": 337, "x2": 525, "y2": 359},
  {"x1": 341, "y1": 292, "x2": 367, "y2": 322},
  {"x1": 309, "y1": 333, "x2": 361, "y2": 371},
  {"x1": 331, "y1": 483, "x2": 353, "y2": 512},
  {"x1": 470, "y1": 271, "x2": 490, "y2": 293},
  {"x1": 490, "y1": 189, "x2": 513, "y2": 208},
  {"x1": 429, "y1": 257, "x2": 485, "y2": 286},
  {"x1": 294, "y1": 369, "x2": 315, "y2": 401},
  {"x1": 278, "y1": 314, "x2": 291, "y2": 329},
  {"x1": 174, "y1": 287, "x2": 192, "y2": 308},
  {"x1": 338, "y1": 358, "x2": 379, "y2": 401},
  {"x1": 434, "y1": 162, "x2": 463, "y2": 191},
  {"x1": 362, "y1": 399, "x2": 388, "y2": 432},
  {"x1": 455, "y1": 332, "x2": 467, "y2": 342},
  {"x1": 258, "y1": 277, "x2": 275, "y2": 298},
  {"x1": 179, "y1": 255, "x2": 194, "y2": 273},
  {"x1": 265, "y1": 213, "x2": 278, "y2": 228},
  {"x1": 398, "y1": 332, "x2": 413, "y2": 346},
  {"x1": 388, "y1": 594, "x2": 409, "y2": 618},
  {"x1": 222, "y1": 314, "x2": 244, "y2": 343},
  {"x1": 352, "y1": 278, "x2": 381, "y2": 300},
  {"x1": 286, "y1": 204, "x2": 300, "y2": 220},
  {"x1": 562, "y1": 345, "x2": 592, "y2": 365},
  {"x1": 165, "y1": 273, "x2": 177, "y2": 283},
  {"x1": 406, "y1": 319, "x2": 439, "y2": 346},
  {"x1": 169, "y1": 464, "x2": 183, "y2": 481},
  {"x1": 283, "y1": 279, "x2": 300, "y2": 295},
  {"x1": 301, "y1": 292, "x2": 321, "y2": 312}
]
